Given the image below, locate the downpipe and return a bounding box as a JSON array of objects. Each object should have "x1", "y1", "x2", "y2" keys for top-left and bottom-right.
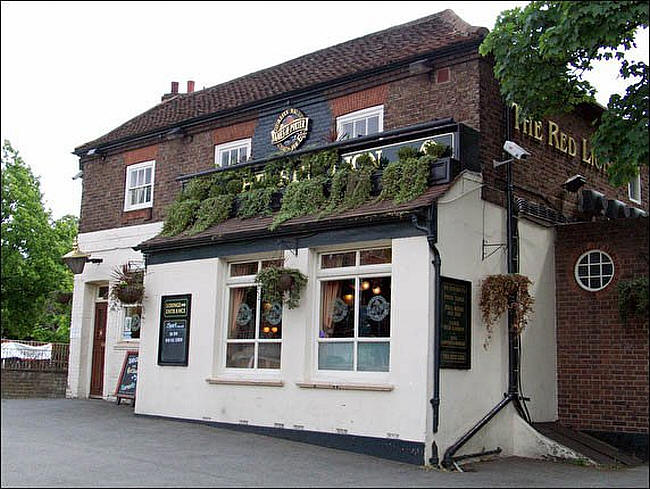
[{"x1": 410, "y1": 206, "x2": 442, "y2": 465}]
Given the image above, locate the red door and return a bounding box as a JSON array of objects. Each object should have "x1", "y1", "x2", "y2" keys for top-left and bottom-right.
[{"x1": 90, "y1": 302, "x2": 107, "y2": 398}]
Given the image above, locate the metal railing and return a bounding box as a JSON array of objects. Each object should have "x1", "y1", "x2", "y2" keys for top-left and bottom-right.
[{"x1": 1, "y1": 339, "x2": 69, "y2": 372}]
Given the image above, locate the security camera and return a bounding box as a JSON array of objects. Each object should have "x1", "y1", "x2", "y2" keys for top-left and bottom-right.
[{"x1": 503, "y1": 141, "x2": 531, "y2": 160}]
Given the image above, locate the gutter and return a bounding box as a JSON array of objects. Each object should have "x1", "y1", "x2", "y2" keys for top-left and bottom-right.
[{"x1": 73, "y1": 38, "x2": 483, "y2": 157}]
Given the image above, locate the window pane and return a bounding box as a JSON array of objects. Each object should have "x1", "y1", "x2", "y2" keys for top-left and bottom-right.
[
  {"x1": 318, "y1": 342, "x2": 353, "y2": 370},
  {"x1": 130, "y1": 189, "x2": 137, "y2": 206},
  {"x1": 228, "y1": 286, "x2": 257, "y2": 339},
  {"x1": 230, "y1": 262, "x2": 259, "y2": 277},
  {"x1": 359, "y1": 276, "x2": 391, "y2": 337},
  {"x1": 144, "y1": 167, "x2": 152, "y2": 184},
  {"x1": 577, "y1": 265, "x2": 589, "y2": 278},
  {"x1": 602, "y1": 263, "x2": 613, "y2": 276},
  {"x1": 367, "y1": 116, "x2": 379, "y2": 135},
  {"x1": 138, "y1": 187, "x2": 145, "y2": 204},
  {"x1": 230, "y1": 149, "x2": 239, "y2": 164},
  {"x1": 588, "y1": 252, "x2": 601, "y2": 264},
  {"x1": 137, "y1": 169, "x2": 145, "y2": 186},
  {"x1": 260, "y1": 297, "x2": 282, "y2": 339},
  {"x1": 130, "y1": 170, "x2": 137, "y2": 189},
  {"x1": 360, "y1": 248, "x2": 391, "y2": 265},
  {"x1": 354, "y1": 119, "x2": 366, "y2": 137},
  {"x1": 258, "y1": 343, "x2": 281, "y2": 369},
  {"x1": 341, "y1": 123, "x2": 353, "y2": 139},
  {"x1": 98, "y1": 286, "x2": 109, "y2": 300},
  {"x1": 321, "y1": 252, "x2": 355, "y2": 269},
  {"x1": 357, "y1": 342, "x2": 389, "y2": 372},
  {"x1": 221, "y1": 151, "x2": 229, "y2": 167},
  {"x1": 226, "y1": 343, "x2": 255, "y2": 368},
  {"x1": 261, "y1": 259, "x2": 284, "y2": 269},
  {"x1": 123, "y1": 306, "x2": 141, "y2": 340},
  {"x1": 238, "y1": 147, "x2": 248, "y2": 163},
  {"x1": 320, "y1": 279, "x2": 355, "y2": 338},
  {"x1": 590, "y1": 264, "x2": 600, "y2": 276},
  {"x1": 145, "y1": 185, "x2": 152, "y2": 203}
]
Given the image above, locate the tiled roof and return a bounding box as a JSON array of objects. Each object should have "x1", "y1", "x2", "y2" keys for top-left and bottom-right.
[
  {"x1": 75, "y1": 10, "x2": 486, "y2": 154},
  {"x1": 138, "y1": 184, "x2": 450, "y2": 252}
]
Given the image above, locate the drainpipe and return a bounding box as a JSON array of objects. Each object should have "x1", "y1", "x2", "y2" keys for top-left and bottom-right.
[
  {"x1": 441, "y1": 101, "x2": 530, "y2": 469},
  {"x1": 411, "y1": 204, "x2": 442, "y2": 465}
]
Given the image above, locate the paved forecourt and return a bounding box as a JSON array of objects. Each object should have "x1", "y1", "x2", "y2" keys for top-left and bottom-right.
[{"x1": 1, "y1": 399, "x2": 648, "y2": 488}]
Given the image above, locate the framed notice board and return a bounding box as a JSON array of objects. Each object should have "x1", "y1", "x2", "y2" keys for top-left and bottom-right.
[
  {"x1": 158, "y1": 294, "x2": 191, "y2": 366},
  {"x1": 115, "y1": 351, "x2": 138, "y2": 405},
  {"x1": 440, "y1": 277, "x2": 471, "y2": 370}
]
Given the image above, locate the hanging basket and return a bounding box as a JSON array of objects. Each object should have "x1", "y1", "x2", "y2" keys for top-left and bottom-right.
[
  {"x1": 255, "y1": 265, "x2": 308, "y2": 309},
  {"x1": 114, "y1": 284, "x2": 144, "y2": 304},
  {"x1": 110, "y1": 264, "x2": 145, "y2": 305},
  {"x1": 277, "y1": 273, "x2": 295, "y2": 292}
]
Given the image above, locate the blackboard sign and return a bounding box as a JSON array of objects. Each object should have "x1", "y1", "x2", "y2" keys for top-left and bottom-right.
[
  {"x1": 440, "y1": 277, "x2": 471, "y2": 369},
  {"x1": 158, "y1": 294, "x2": 191, "y2": 366},
  {"x1": 115, "y1": 351, "x2": 138, "y2": 404}
]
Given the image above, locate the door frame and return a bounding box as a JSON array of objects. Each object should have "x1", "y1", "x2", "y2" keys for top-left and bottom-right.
[{"x1": 89, "y1": 287, "x2": 109, "y2": 398}]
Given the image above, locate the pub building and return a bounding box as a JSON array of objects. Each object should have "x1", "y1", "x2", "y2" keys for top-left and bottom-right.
[{"x1": 66, "y1": 10, "x2": 649, "y2": 466}]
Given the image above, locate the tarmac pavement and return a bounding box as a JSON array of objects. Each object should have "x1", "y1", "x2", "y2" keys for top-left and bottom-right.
[{"x1": 1, "y1": 398, "x2": 648, "y2": 487}]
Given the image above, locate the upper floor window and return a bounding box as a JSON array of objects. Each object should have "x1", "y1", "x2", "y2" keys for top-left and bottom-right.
[
  {"x1": 124, "y1": 160, "x2": 155, "y2": 211},
  {"x1": 628, "y1": 174, "x2": 641, "y2": 204},
  {"x1": 317, "y1": 247, "x2": 392, "y2": 373},
  {"x1": 215, "y1": 138, "x2": 251, "y2": 167},
  {"x1": 336, "y1": 105, "x2": 384, "y2": 140}
]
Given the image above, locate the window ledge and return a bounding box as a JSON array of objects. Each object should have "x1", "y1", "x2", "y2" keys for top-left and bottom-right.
[
  {"x1": 295, "y1": 381, "x2": 393, "y2": 392},
  {"x1": 205, "y1": 377, "x2": 284, "y2": 387},
  {"x1": 114, "y1": 341, "x2": 140, "y2": 350}
]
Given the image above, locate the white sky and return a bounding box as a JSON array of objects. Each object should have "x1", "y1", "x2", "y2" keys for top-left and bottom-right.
[{"x1": 1, "y1": 1, "x2": 647, "y2": 219}]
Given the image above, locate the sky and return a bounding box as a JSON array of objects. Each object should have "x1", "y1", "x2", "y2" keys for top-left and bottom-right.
[{"x1": 1, "y1": 1, "x2": 648, "y2": 220}]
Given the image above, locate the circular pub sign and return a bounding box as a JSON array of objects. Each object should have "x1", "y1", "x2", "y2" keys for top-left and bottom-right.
[{"x1": 271, "y1": 108, "x2": 310, "y2": 152}]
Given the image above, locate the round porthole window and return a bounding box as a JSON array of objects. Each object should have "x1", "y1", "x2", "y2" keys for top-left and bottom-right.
[{"x1": 574, "y1": 250, "x2": 614, "y2": 291}]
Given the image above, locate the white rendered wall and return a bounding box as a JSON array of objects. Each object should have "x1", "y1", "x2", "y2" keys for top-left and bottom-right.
[
  {"x1": 429, "y1": 172, "x2": 558, "y2": 462},
  {"x1": 66, "y1": 222, "x2": 163, "y2": 399},
  {"x1": 136, "y1": 237, "x2": 433, "y2": 445}
]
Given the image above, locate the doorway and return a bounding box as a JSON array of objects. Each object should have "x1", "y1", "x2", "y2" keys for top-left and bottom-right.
[{"x1": 90, "y1": 301, "x2": 108, "y2": 398}]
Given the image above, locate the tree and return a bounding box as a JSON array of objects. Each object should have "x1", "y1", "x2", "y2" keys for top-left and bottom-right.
[
  {"x1": 1, "y1": 140, "x2": 78, "y2": 341},
  {"x1": 479, "y1": 1, "x2": 648, "y2": 186}
]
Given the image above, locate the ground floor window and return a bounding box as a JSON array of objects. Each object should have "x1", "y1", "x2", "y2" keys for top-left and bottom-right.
[
  {"x1": 317, "y1": 248, "x2": 391, "y2": 372},
  {"x1": 225, "y1": 259, "x2": 283, "y2": 369},
  {"x1": 122, "y1": 305, "x2": 141, "y2": 340}
]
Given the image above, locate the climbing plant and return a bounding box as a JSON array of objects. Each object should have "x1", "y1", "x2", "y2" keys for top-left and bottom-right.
[{"x1": 617, "y1": 276, "x2": 649, "y2": 324}]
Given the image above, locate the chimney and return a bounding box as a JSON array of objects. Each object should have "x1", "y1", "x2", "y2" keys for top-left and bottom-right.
[
  {"x1": 187, "y1": 80, "x2": 195, "y2": 93},
  {"x1": 161, "y1": 81, "x2": 180, "y2": 102}
]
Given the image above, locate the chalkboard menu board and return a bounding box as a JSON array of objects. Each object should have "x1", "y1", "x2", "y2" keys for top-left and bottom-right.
[
  {"x1": 440, "y1": 277, "x2": 471, "y2": 369},
  {"x1": 115, "y1": 351, "x2": 138, "y2": 404},
  {"x1": 158, "y1": 294, "x2": 191, "y2": 366}
]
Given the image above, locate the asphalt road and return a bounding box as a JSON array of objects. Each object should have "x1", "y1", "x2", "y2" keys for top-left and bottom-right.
[{"x1": 1, "y1": 399, "x2": 648, "y2": 488}]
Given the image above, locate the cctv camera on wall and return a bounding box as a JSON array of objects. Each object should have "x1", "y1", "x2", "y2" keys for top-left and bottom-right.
[{"x1": 503, "y1": 141, "x2": 531, "y2": 160}]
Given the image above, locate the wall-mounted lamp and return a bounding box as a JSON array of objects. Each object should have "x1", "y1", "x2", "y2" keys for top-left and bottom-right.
[
  {"x1": 62, "y1": 238, "x2": 103, "y2": 275},
  {"x1": 562, "y1": 174, "x2": 586, "y2": 192}
]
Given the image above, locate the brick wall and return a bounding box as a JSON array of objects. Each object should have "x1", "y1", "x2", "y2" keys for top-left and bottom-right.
[
  {"x1": 1, "y1": 369, "x2": 68, "y2": 398},
  {"x1": 555, "y1": 218, "x2": 649, "y2": 434}
]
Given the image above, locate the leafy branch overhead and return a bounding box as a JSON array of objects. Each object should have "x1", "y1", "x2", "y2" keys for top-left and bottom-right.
[{"x1": 479, "y1": 1, "x2": 648, "y2": 186}]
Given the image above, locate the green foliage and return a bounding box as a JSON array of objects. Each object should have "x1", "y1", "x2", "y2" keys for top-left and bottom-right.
[
  {"x1": 270, "y1": 177, "x2": 327, "y2": 230},
  {"x1": 379, "y1": 162, "x2": 403, "y2": 200},
  {"x1": 237, "y1": 187, "x2": 274, "y2": 218},
  {"x1": 617, "y1": 276, "x2": 649, "y2": 324},
  {"x1": 161, "y1": 199, "x2": 199, "y2": 236},
  {"x1": 479, "y1": 1, "x2": 649, "y2": 185},
  {"x1": 1, "y1": 140, "x2": 78, "y2": 341},
  {"x1": 254, "y1": 265, "x2": 308, "y2": 309},
  {"x1": 378, "y1": 152, "x2": 431, "y2": 203},
  {"x1": 189, "y1": 195, "x2": 234, "y2": 235}
]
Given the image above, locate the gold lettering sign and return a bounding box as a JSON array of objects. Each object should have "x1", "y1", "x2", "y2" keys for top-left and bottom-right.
[
  {"x1": 271, "y1": 108, "x2": 310, "y2": 152},
  {"x1": 512, "y1": 103, "x2": 607, "y2": 174}
]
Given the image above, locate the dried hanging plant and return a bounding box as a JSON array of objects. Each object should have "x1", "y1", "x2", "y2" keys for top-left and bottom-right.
[
  {"x1": 479, "y1": 274, "x2": 534, "y2": 349},
  {"x1": 110, "y1": 264, "x2": 145, "y2": 305}
]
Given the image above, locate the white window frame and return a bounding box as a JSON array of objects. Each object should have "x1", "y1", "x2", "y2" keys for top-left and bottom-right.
[
  {"x1": 222, "y1": 258, "x2": 284, "y2": 372},
  {"x1": 314, "y1": 247, "x2": 392, "y2": 378},
  {"x1": 214, "y1": 138, "x2": 252, "y2": 167},
  {"x1": 574, "y1": 250, "x2": 615, "y2": 292},
  {"x1": 123, "y1": 160, "x2": 155, "y2": 212},
  {"x1": 336, "y1": 105, "x2": 384, "y2": 140},
  {"x1": 628, "y1": 174, "x2": 642, "y2": 204},
  {"x1": 120, "y1": 304, "x2": 142, "y2": 342}
]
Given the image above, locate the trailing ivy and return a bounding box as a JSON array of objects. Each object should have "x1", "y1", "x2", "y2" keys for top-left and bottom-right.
[
  {"x1": 255, "y1": 265, "x2": 308, "y2": 309},
  {"x1": 270, "y1": 177, "x2": 327, "y2": 230},
  {"x1": 617, "y1": 276, "x2": 649, "y2": 324},
  {"x1": 237, "y1": 187, "x2": 275, "y2": 218},
  {"x1": 189, "y1": 195, "x2": 234, "y2": 235},
  {"x1": 161, "y1": 199, "x2": 200, "y2": 236}
]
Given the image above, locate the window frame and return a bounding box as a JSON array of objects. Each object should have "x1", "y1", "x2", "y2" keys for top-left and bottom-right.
[
  {"x1": 214, "y1": 138, "x2": 252, "y2": 168},
  {"x1": 628, "y1": 174, "x2": 642, "y2": 204},
  {"x1": 222, "y1": 258, "x2": 284, "y2": 372},
  {"x1": 123, "y1": 160, "x2": 155, "y2": 212},
  {"x1": 574, "y1": 250, "x2": 615, "y2": 292},
  {"x1": 314, "y1": 247, "x2": 392, "y2": 376},
  {"x1": 120, "y1": 304, "x2": 142, "y2": 342},
  {"x1": 336, "y1": 105, "x2": 384, "y2": 141}
]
